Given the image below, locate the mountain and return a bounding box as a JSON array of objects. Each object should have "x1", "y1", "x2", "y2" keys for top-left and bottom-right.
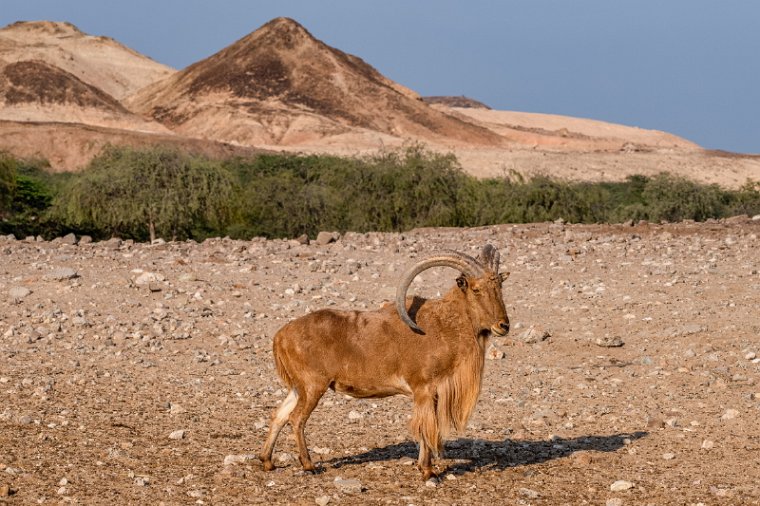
[
  {"x1": 0, "y1": 21, "x2": 258, "y2": 170},
  {"x1": 0, "y1": 18, "x2": 758, "y2": 187},
  {"x1": 0, "y1": 21, "x2": 173, "y2": 99},
  {"x1": 0, "y1": 59, "x2": 170, "y2": 132},
  {"x1": 125, "y1": 17, "x2": 505, "y2": 148}
]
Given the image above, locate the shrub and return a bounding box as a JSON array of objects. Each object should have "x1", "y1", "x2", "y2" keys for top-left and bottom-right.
[
  {"x1": 0, "y1": 152, "x2": 17, "y2": 218},
  {"x1": 51, "y1": 146, "x2": 240, "y2": 241},
  {"x1": 6, "y1": 145, "x2": 758, "y2": 241}
]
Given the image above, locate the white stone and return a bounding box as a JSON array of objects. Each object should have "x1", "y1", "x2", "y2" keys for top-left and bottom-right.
[
  {"x1": 610, "y1": 480, "x2": 634, "y2": 492},
  {"x1": 169, "y1": 429, "x2": 186, "y2": 440},
  {"x1": 334, "y1": 477, "x2": 362, "y2": 494},
  {"x1": 721, "y1": 409, "x2": 739, "y2": 420},
  {"x1": 223, "y1": 454, "x2": 256, "y2": 466},
  {"x1": 8, "y1": 286, "x2": 31, "y2": 299},
  {"x1": 135, "y1": 272, "x2": 162, "y2": 285},
  {"x1": 486, "y1": 344, "x2": 505, "y2": 360}
]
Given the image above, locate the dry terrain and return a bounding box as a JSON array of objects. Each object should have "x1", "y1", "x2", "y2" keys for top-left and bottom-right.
[{"x1": 2, "y1": 218, "x2": 760, "y2": 504}]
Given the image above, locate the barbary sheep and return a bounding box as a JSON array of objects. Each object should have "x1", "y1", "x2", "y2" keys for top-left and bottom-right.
[{"x1": 259, "y1": 244, "x2": 510, "y2": 479}]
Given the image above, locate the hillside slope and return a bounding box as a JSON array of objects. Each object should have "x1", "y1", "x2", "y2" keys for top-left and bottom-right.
[
  {"x1": 125, "y1": 17, "x2": 505, "y2": 148},
  {"x1": 0, "y1": 21, "x2": 174, "y2": 99}
]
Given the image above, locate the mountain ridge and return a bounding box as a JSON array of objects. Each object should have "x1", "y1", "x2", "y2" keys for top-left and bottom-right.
[{"x1": 1, "y1": 17, "x2": 758, "y2": 188}]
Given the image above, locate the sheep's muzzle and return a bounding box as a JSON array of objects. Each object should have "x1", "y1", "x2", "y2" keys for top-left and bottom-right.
[{"x1": 490, "y1": 320, "x2": 510, "y2": 336}]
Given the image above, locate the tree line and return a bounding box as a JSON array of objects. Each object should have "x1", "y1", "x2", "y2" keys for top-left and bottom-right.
[{"x1": 1, "y1": 146, "x2": 759, "y2": 242}]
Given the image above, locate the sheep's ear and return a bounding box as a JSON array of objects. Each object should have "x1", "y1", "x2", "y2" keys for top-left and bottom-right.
[
  {"x1": 499, "y1": 271, "x2": 511, "y2": 282},
  {"x1": 456, "y1": 276, "x2": 468, "y2": 290}
]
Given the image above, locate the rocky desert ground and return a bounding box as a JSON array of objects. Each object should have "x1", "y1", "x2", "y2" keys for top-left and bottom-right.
[{"x1": 2, "y1": 217, "x2": 760, "y2": 505}]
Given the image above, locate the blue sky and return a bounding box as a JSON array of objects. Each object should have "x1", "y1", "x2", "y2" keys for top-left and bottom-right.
[{"x1": 2, "y1": 1, "x2": 758, "y2": 153}]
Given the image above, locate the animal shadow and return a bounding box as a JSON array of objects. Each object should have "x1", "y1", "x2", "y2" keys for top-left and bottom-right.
[{"x1": 326, "y1": 431, "x2": 647, "y2": 476}]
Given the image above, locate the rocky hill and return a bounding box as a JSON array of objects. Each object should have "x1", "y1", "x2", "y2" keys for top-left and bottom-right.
[
  {"x1": 125, "y1": 17, "x2": 504, "y2": 148},
  {"x1": 0, "y1": 21, "x2": 173, "y2": 99},
  {"x1": 423, "y1": 95, "x2": 492, "y2": 109}
]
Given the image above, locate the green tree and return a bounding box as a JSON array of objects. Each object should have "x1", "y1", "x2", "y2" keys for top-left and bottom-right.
[
  {"x1": 0, "y1": 152, "x2": 17, "y2": 218},
  {"x1": 641, "y1": 173, "x2": 728, "y2": 222},
  {"x1": 52, "y1": 146, "x2": 239, "y2": 241}
]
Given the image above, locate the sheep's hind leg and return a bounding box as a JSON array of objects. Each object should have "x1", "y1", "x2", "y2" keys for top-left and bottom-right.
[
  {"x1": 289, "y1": 383, "x2": 328, "y2": 472},
  {"x1": 259, "y1": 389, "x2": 298, "y2": 471}
]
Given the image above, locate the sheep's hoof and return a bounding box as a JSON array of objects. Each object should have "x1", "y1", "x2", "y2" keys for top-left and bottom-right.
[
  {"x1": 300, "y1": 458, "x2": 316, "y2": 473},
  {"x1": 421, "y1": 467, "x2": 439, "y2": 481},
  {"x1": 297, "y1": 465, "x2": 321, "y2": 476}
]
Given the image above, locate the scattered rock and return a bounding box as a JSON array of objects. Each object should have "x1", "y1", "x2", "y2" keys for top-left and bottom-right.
[
  {"x1": 44, "y1": 268, "x2": 79, "y2": 281},
  {"x1": 169, "y1": 429, "x2": 186, "y2": 440},
  {"x1": 8, "y1": 286, "x2": 31, "y2": 300},
  {"x1": 60, "y1": 233, "x2": 78, "y2": 245},
  {"x1": 223, "y1": 454, "x2": 256, "y2": 466},
  {"x1": 610, "y1": 480, "x2": 634, "y2": 492},
  {"x1": 315, "y1": 231, "x2": 340, "y2": 245},
  {"x1": 134, "y1": 271, "x2": 163, "y2": 286},
  {"x1": 664, "y1": 324, "x2": 705, "y2": 338},
  {"x1": 0, "y1": 220, "x2": 758, "y2": 502},
  {"x1": 275, "y1": 452, "x2": 293, "y2": 465},
  {"x1": 518, "y1": 487, "x2": 540, "y2": 499},
  {"x1": 398, "y1": 456, "x2": 416, "y2": 466},
  {"x1": 486, "y1": 343, "x2": 505, "y2": 360},
  {"x1": 595, "y1": 336, "x2": 624, "y2": 347},
  {"x1": 571, "y1": 452, "x2": 594, "y2": 466},
  {"x1": 169, "y1": 403, "x2": 187, "y2": 415},
  {"x1": 721, "y1": 409, "x2": 739, "y2": 420},
  {"x1": 517, "y1": 325, "x2": 550, "y2": 344},
  {"x1": 334, "y1": 477, "x2": 362, "y2": 494},
  {"x1": 104, "y1": 238, "x2": 123, "y2": 250}
]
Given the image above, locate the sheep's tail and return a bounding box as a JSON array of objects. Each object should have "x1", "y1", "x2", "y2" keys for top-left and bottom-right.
[{"x1": 272, "y1": 331, "x2": 293, "y2": 389}]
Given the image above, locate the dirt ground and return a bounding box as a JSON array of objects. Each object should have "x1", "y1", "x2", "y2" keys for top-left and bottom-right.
[{"x1": 1, "y1": 218, "x2": 760, "y2": 505}]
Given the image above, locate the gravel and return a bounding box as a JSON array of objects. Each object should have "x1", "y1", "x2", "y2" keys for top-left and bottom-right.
[{"x1": 1, "y1": 219, "x2": 759, "y2": 504}]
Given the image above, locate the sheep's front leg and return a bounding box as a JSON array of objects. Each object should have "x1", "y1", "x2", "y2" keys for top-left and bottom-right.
[{"x1": 410, "y1": 387, "x2": 440, "y2": 480}]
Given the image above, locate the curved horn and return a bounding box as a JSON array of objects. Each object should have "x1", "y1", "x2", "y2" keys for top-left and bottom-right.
[{"x1": 395, "y1": 251, "x2": 485, "y2": 332}]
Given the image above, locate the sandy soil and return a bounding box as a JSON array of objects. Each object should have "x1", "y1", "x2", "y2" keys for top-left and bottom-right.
[{"x1": 2, "y1": 218, "x2": 759, "y2": 504}]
